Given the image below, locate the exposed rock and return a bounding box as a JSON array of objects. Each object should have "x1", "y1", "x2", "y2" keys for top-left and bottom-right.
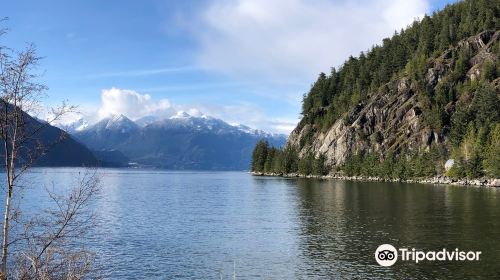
[
  {"x1": 286, "y1": 30, "x2": 500, "y2": 170},
  {"x1": 444, "y1": 159, "x2": 455, "y2": 171},
  {"x1": 253, "y1": 172, "x2": 500, "y2": 187},
  {"x1": 488, "y1": 179, "x2": 500, "y2": 187}
]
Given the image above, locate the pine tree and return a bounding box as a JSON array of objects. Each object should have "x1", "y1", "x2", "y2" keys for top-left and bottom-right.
[
  {"x1": 251, "y1": 140, "x2": 269, "y2": 172},
  {"x1": 484, "y1": 124, "x2": 500, "y2": 177}
]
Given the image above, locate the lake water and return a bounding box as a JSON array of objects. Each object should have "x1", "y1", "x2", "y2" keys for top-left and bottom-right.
[{"x1": 8, "y1": 168, "x2": 500, "y2": 279}]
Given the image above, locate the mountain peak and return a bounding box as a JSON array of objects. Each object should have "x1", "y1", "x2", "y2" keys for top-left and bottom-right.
[
  {"x1": 55, "y1": 117, "x2": 89, "y2": 133},
  {"x1": 73, "y1": 112, "x2": 287, "y2": 170},
  {"x1": 88, "y1": 114, "x2": 139, "y2": 133},
  {"x1": 111, "y1": 114, "x2": 129, "y2": 122},
  {"x1": 170, "y1": 111, "x2": 191, "y2": 119}
]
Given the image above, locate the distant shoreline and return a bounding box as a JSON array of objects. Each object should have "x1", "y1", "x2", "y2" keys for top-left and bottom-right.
[{"x1": 251, "y1": 172, "x2": 500, "y2": 187}]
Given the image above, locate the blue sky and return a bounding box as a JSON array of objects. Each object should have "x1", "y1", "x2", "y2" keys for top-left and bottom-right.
[{"x1": 2, "y1": 0, "x2": 457, "y2": 133}]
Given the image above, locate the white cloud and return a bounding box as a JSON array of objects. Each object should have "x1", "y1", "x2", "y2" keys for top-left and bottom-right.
[
  {"x1": 97, "y1": 87, "x2": 176, "y2": 120},
  {"x1": 192, "y1": 102, "x2": 298, "y2": 134},
  {"x1": 192, "y1": 0, "x2": 429, "y2": 83},
  {"x1": 92, "y1": 87, "x2": 295, "y2": 134}
]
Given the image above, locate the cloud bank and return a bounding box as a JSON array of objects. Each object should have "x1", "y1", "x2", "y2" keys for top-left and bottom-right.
[
  {"x1": 97, "y1": 88, "x2": 178, "y2": 120},
  {"x1": 92, "y1": 88, "x2": 295, "y2": 134},
  {"x1": 192, "y1": 0, "x2": 429, "y2": 83}
]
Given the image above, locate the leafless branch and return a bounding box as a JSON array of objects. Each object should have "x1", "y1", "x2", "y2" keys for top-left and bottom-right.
[
  {"x1": 0, "y1": 23, "x2": 98, "y2": 279},
  {"x1": 12, "y1": 170, "x2": 100, "y2": 280}
]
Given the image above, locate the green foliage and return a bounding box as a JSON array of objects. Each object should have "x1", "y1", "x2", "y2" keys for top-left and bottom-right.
[
  {"x1": 452, "y1": 47, "x2": 471, "y2": 81},
  {"x1": 297, "y1": 152, "x2": 329, "y2": 176},
  {"x1": 264, "y1": 148, "x2": 276, "y2": 173},
  {"x1": 301, "y1": 0, "x2": 498, "y2": 129},
  {"x1": 251, "y1": 140, "x2": 269, "y2": 172},
  {"x1": 471, "y1": 84, "x2": 499, "y2": 127},
  {"x1": 480, "y1": 59, "x2": 496, "y2": 82},
  {"x1": 282, "y1": 146, "x2": 299, "y2": 174},
  {"x1": 447, "y1": 84, "x2": 500, "y2": 178},
  {"x1": 341, "y1": 146, "x2": 446, "y2": 179},
  {"x1": 313, "y1": 154, "x2": 328, "y2": 175},
  {"x1": 483, "y1": 124, "x2": 500, "y2": 177},
  {"x1": 406, "y1": 53, "x2": 428, "y2": 83},
  {"x1": 254, "y1": 0, "x2": 499, "y2": 179},
  {"x1": 298, "y1": 153, "x2": 314, "y2": 175},
  {"x1": 251, "y1": 145, "x2": 329, "y2": 175}
]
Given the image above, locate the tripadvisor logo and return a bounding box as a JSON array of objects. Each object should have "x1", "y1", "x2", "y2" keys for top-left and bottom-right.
[
  {"x1": 375, "y1": 244, "x2": 481, "y2": 267},
  {"x1": 375, "y1": 244, "x2": 398, "y2": 266}
]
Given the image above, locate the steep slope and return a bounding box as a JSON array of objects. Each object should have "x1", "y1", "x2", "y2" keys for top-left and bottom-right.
[
  {"x1": 0, "y1": 107, "x2": 98, "y2": 167},
  {"x1": 74, "y1": 114, "x2": 140, "y2": 151},
  {"x1": 33, "y1": 125, "x2": 98, "y2": 167},
  {"x1": 289, "y1": 30, "x2": 499, "y2": 168},
  {"x1": 74, "y1": 113, "x2": 286, "y2": 170},
  {"x1": 252, "y1": 0, "x2": 499, "y2": 180}
]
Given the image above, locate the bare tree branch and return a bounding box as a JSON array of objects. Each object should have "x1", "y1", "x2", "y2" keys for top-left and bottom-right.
[{"x1": 0, "y1": 22, "x2": 99, "y2": 280}]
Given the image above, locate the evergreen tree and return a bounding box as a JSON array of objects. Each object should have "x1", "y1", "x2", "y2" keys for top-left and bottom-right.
[
  {"x1": 251, "y1": 140, "x2": 269, "y2": 172},
  {"x1": 313, "y1": 154, "x2": 328, "y2": 175},
  {"x1": 254, "y1": 0, "x2": 499, "y2": 179},
  {"x1": 298, "y1": 153, "x2": 313, "y2": 175},
  {"x1": 282, "y1": 146, "x2": 299, "y2": 174},
  {"x1": 484, "y1": 124, "x2": 500, "y2": 177}
]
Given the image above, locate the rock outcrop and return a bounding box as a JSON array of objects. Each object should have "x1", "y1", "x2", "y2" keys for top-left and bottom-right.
[{"x1": 287, "y1": 30, "x2": 500, "y2": 168}]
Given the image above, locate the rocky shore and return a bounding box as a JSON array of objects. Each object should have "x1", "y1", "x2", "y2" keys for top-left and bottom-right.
[{"x1": 251, "y1": 172, "x2": 500, "y2": 187}]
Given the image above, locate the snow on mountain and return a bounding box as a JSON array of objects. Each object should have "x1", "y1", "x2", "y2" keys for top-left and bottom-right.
[
  {"x1": 234, "y1": 124, "x2": 280, "y2": 137},
  {"x1": 81, "y1": 114, "x2": 137, "y2": 133},
  {"x1": 135, "y1": 115, "x2": 159, "y2": 127},
  {"x1": 71, "y1": 112, "x2": 287, "y2": 170},
  {"x1": 170, "y1": 111, "x2": 191, "y2": 119},
  {"x1": 104, "y1": 114, "x2": 138, "y2": 132},
  {"x1": 56, "y1": 117, "x2": 89, "y2": 133},
  {"x1": 65, "y1": 112, "x2": 283, "y2": 140}
]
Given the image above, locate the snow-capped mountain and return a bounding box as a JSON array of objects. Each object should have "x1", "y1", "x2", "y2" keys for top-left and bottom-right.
[
  {"x1": 72, "y1": 114, "x2": 139, "y2": 153},
  {"x1": 135, "y1": 115, "x2": 159, "y2": 127},
  {"x1": 147, "y1": 112, "x2": 257, "y2": 136},
  {"x1": 56, "y1": 117, "x2": 89, "y2": 133},
  {"x1": 92, "y1": 114, "x2": 139, "y2": 133},
  {"x1": 69, "y1": 113, "x2": 287, "y2": 170}
]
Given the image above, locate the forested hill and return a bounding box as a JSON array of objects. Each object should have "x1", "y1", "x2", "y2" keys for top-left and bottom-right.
[{"x1": 252, "y1": 0, "x2": 499, "y2": 180}]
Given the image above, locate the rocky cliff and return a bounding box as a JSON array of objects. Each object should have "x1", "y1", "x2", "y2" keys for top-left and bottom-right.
[{"x1": 287, "y1": 30, "x2": 499, "y2": 169}]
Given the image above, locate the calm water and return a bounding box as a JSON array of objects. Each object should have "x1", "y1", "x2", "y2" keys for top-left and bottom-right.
[{"x1": 8, "y1": 168, "x2": 500, "y2": 279}]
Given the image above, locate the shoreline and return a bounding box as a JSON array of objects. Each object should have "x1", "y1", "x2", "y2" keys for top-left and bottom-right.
[{"x1": 251, "y1": 172, "x2": 500, "y2": 187}]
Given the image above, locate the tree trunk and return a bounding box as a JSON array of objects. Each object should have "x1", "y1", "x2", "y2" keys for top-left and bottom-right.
[{"x1": 1, "y1": 179, "x2": 12, "y2": 280}]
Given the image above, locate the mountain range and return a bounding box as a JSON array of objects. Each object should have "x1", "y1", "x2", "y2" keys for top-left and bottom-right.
[{"x1": 65, "y1": 112, "x2": 286, "y2": 170}]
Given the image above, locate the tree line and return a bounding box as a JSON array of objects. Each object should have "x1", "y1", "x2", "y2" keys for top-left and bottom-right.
[{"x1": 251, "y1": 140, "x2": 328, "y2": 176}]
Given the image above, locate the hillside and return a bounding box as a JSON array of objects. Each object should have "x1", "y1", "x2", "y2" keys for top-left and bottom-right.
[
  {"x1": 32, "y1": 124, "x2": 98, "y2": 167},
  {"x1": 0, "y1": 107, "x2": 98, "y2": 167},
  {"x1": 252, "y1": 0, "x2": 499, "y2": 180}
]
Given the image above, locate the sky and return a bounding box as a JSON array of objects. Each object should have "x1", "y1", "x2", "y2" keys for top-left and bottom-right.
[{"x1": 1, "y1": 0, "x2": 457, "y2": 134}]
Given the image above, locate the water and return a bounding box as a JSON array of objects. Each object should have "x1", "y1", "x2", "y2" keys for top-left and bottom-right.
[{"x1": 5, "y1": 168, "x2": 500, "y2": 279}]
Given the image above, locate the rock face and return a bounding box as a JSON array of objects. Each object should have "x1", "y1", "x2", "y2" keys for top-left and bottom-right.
[{"x1": 287, "y1": 30, "x2": 499, "y2": 168}]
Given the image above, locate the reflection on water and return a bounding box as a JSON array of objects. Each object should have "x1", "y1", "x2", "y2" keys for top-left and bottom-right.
[
  {"x1": 293, "y1": 179, "x2": 500, "y2": 279},
  {"x1": 5, "y1": 168, "x2": 500, "y2": 279}
]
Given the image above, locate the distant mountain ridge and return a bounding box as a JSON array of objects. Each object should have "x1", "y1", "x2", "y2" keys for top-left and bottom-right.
[
  {"x1": 0, "y1": 105, "x2": 98, "y2": 167},
  {"x1": 67, "y1": 112, "x2": 286, "y2": 170}
]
